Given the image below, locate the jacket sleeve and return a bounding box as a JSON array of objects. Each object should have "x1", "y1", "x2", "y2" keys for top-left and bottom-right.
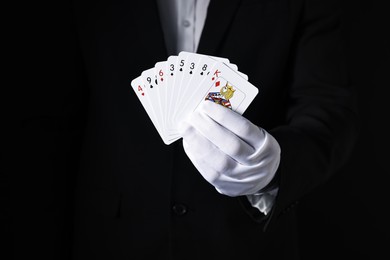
[{"x1": 250, "y1": 0, "x2": 360, "y2": 229}]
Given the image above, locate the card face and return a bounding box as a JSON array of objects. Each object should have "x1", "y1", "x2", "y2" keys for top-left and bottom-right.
[
  {"x1": 174, "y1": 52, "x2": 202, "y2": 108},
  {"x1": 164, "y1": 55, "x2": 177, "y2": 136},
  {"x1": 130, "y1": 52, "x2": 259, "y2": 145},
  {"x1": 205, "y1": 64, "x2": 257, "y2": 115},
  {"x1": 169, "y1": 52, "x2": 246, "y2": 135},
  {"x1": 153, "y1": 61, "x2": 169, "y2": 134},
  {"x1": 201, "y1": 74, "x2": 258, "y2": 114},
  {"x1": 168, "y1": 52, "x2": 189, "y2": 129},
  {"x1": 140, "y1": 67, "x2": 173, "y2": 144},
  {"x1": 170, "y1": 54, "x2": 218, "y2": 128},
  {"x1": 130, "y1": 76, "x2": 151, "y2": 117},
  {"x1": 174, "y1": 61, "x2": 257, "y2": 126},
  {"x1": 130, "y1": 76, "x2": 164, "y2": 141}
]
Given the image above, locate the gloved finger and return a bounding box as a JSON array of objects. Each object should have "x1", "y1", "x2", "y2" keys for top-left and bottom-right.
[
  {"x1": 180, "y1": 121, "x2": 237, "y2": 175},
  {"x1": 182, "y1": 139, "x2": 221, "y2": 186},
  {"x1": 182, "y1": 149, "x2": 268, "y2": 196},
  {"x1": 181, "y1": 119, "x2": 280, "y2": 196},
  {"x1": 183, "y1": 140, "x2": 256, "y2": 196},
  {"x1": 181, "y1": 121, "x2": 274, "y2": 186},
  {"x1": 199, "y1": 101, "x2": 265, "y2": 149},
  {"x1": 185, "y1": 142, "x2": 275, "y2": 196},
  {"x1": 187, "y1": 107, "x2": 256, "y2": 165}
]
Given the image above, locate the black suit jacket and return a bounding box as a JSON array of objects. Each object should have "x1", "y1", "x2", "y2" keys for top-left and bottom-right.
[{"x1": 28, "y1": 0, "x2": 358, "y2": 259}]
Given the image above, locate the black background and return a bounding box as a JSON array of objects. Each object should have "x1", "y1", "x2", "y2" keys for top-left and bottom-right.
[
  {"x1": 298, "y1": 1, "x2": 389, "y2": 259},
  {"x1": 3, "y1": 0, "x2": 389, "y2": 259}
]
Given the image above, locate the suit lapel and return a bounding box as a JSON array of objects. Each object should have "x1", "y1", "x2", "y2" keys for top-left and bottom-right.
[
  {"x1": 197, "y1": 0, "x2": 242, "y2": 55},
  {"x1": 132, "y1": 0, "x2": 168, "y2": 58}
]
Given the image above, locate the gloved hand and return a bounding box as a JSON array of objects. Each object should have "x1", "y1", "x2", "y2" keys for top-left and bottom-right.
[{"x1": 179, "y1": 101, "x2": 281, "y2": 197}]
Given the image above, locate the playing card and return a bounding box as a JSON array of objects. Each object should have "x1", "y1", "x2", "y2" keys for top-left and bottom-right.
[
  {"x1": 163, "y1": 55, "x2": 178, "y2": 136},
  {"x1": 168, "y1": 52, "x2": 190, "y2": 128},
  {"x1": 170, "y1": 52, "x2": 202, "y2": 115},
  {"x1": 175, "y1": 52, "x2": 229, "y2": 100},
  {"x1": 130, "y1": 52, "x2": 259, "y2": 145},
  {"x1": 167, "y1": 53, "x2": 219, "y2": 136},
  {"x1": 140, "y1": 67, "x2": 175, "y2": 144},
  {"x1": 168, "y1": 52, "x2": 243, "y2": 135},
  {"x1": 174, "y1": 61, "x2": 258, "y2": 126},
  {"x1": 202, "y1": 75, "x2": 256, "y2": 113},
  {"x1": 130, "y1": 76, "x2": 165, "y2": 142},
  {"x1": 154, "y1": 60, "x2": 170, "y2": 135}
]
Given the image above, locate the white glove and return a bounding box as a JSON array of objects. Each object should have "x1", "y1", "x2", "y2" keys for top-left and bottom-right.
[{"x1": 179, "y1": 101, "x2": 281, "y2": 197}]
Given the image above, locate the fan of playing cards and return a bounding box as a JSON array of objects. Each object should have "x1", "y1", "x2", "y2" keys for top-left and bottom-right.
[{"x1": 131, "y1": 51, "x2": 259, "y2": 145}]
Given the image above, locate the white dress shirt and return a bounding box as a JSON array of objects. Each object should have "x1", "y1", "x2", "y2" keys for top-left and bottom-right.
[
  {"x1": 157, "y1": 0, "x2": 210, "y2": 54},
  {"x1": 156, "y1": 0, "x2": 278, "y2": 215}
]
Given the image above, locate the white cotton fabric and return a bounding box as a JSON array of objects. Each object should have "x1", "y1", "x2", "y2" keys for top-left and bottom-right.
[
  {"x1": 179, "y1": 101, "x2": 281, "y2": 197},
  {"x1": 157, "y1": 0, "x2": 210, "y2": 54}
]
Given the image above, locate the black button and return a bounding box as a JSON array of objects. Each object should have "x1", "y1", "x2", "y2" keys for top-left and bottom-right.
[{"x1": 172, "y1": 204, "x2": 187, "y2": 216}]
